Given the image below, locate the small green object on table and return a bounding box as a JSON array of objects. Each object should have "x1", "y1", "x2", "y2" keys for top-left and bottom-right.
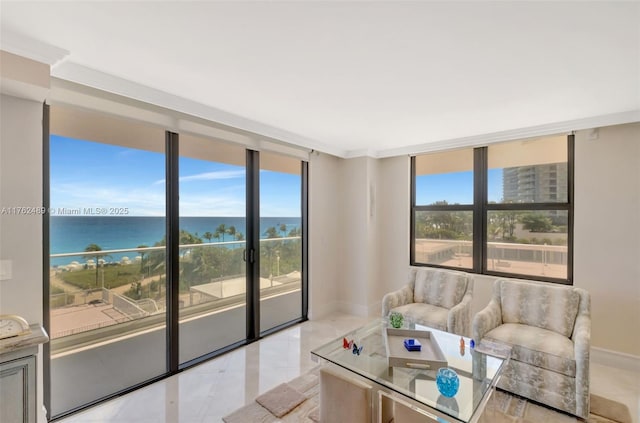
[{"x1": 389, "y1": 312, "x2": 404, "y2": 329}]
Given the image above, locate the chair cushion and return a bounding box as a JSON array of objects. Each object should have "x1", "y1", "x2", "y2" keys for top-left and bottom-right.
[
  {"x1": 484, "y1": 323, "x2": 576, "y2": 377},
  {"x1": 498, "y1": 280, "x2": 580, "y2": 338},
  {"x1": 391, "y1": 303, "x2": 449, "y2": 331},
  {"x1": 413, "y1": 268, "x2": 468, "y2": 309}
]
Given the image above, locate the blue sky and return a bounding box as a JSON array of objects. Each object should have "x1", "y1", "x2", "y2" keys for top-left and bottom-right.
[
  {"x1": 50, "y1": 136, "x2": 301, "y2": 216},
  {"x1": 416, "y1": 169, "x2": 503, "y2": 205}
]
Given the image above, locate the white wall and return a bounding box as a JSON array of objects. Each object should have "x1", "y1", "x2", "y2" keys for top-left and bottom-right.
[
  {"x1": 574, "y1": 123, "x2": 640, "y2": 357},
  {"x1": 376, "y1": 156, "x2": 411, "y2": 307},
  {"x1": 340, "y1": 157, "x2": 378, "y2": 316},
  {"x1": 0, "y1": 95, "x2": 44, "y2": 323},
  {"x1": 366, "y1": 157, "x2": 381, "y2": 315},
  {"x1": 307, "y1": 152, "x2": 343, "y2": 319},
  {"x1": 308, "y1": 154, "x2": 387, "y2": 318},
  {"x1": 0, "y1": 93, "x2": 46, "y2": 421}
]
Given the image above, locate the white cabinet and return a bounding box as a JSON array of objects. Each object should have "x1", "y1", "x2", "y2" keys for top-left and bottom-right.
[{"x1": 0, "y1": 325, "x2": 48, "y2": 423}]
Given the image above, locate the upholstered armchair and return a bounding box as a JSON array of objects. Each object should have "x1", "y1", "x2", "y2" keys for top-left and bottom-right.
[
  {"x1": 472, "y1": 279, "x2": 591, "y2": 418},
  {"x1": 382, "y1": 267, "x2": 474, "y2": 337}
]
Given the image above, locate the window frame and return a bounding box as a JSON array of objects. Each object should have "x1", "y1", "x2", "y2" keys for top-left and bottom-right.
[
  {"x1": 44, "y1": 103, "x2": 309, "y2": 419},
  {"x1": 410, "y1": 134, "x2": 574, "y2": 285}
]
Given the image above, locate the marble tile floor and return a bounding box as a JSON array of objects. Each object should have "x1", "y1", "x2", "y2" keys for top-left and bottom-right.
[{"x1": 57, "y1": 313, "x2": 639, "y2": 423}]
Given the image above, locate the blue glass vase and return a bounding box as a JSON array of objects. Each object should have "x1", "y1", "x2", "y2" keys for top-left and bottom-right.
[{"x1": 436, "y1": 367, "x2": 460, "y2": 398}]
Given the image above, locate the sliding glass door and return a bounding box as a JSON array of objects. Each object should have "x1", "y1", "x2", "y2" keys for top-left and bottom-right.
[
  {"x1": 178, "y1": 135, "x2": 247, "y2": 364},
  {"x1": 259, "y1": 152, "x2": 304, "y2": 333},
  {"x1": 48, "y1": 106, "x2": 168, "y2": 415},
  {"x1": 47, "y1": 103, "x2": 308, "y2": 418}
]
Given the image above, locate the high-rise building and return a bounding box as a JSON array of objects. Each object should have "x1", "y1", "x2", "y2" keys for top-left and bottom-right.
[{"x1": 503, "y1": 163, "x2": 568, "y2": 203}]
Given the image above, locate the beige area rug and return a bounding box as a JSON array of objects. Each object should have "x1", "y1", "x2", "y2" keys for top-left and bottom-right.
[
  {"x1": 223, "y1": 367, "x2": 631, "y2": 423},
  {"x1": 478, "y1": 390, "x2": 632, "y2": 423},
  {"x1": 222, "y1": 370, "x2": 321, "y2": 423}
]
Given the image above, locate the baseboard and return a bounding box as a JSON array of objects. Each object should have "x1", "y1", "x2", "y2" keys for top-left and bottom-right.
[
  {"x1": 311, "y1": 300, "x2": 379, "y2": 319},
  {"x1": 336, "y1": 301, "x2": 369, "y2": 317},
  {"x1": 308, "y1": 300, "x2": 339, "y2": 320},
  {"x1": 591, "y1": 346, "x2": 640, "y2": 372}
]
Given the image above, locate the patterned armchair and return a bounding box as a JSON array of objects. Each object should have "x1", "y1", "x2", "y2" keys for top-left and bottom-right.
[
  {"x1": 472, "y1": 279, "x2": 591, "y2": 418},
  {"x1": 382, "y1": 267, "x2": 474, "y2": 337}
]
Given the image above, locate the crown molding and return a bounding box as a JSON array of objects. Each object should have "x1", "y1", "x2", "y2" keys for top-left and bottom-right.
[
  {"x1": 0, "y1": 31, "x2": 69, "y2": 66},
  {"x1": 50, "y1": 61, "x2": 345, "y2": 158},
  {"x1": 343, "y1": 148, "x2": 378, "y2": 159},
  {"x1": 374, "y1": 110, "x2": 640, "y2": 159},
  {"x1": 46, "y1": 59, "x2": 640, "y2": 161},
  {"x1": 14, "y1": 35, "x2": 634, "y2": 161}
]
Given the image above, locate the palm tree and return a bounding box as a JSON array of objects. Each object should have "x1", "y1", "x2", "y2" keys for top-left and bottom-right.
[
  {"x1": 179, "y1": 230, "x2": 202, "y2": 257},
  {"x1": 279, "y1": 223, "x2": 287, "y2": 237},
  {"x1": 137, "y1": 244, "x2": 148, "y2": 273},
  {"x1": 227, "y1": 225, "x2": 237, "y2": 241},
  {"x1": 215, "y1": 223, "x2": 227, "y2": 242},
  {"x1": 84, "y1": 243, "x2": 103, "y2": 287},
  {"x1": 203, "y1": 231, "x2": 213, "y2": 243},
  {"x1": 148, "y1": 238, "x2": 166, "y2": 275},
  {"x1": 179, "y1": 230, "x2": 202, "y2": 245},
  {"x1": 264, "y1": 226, "x2": 279, "y2": 239}
]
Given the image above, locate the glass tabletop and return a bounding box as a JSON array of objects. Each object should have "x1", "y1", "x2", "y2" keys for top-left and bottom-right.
[{"x1": 311, "y1": 318, "x2": 509, "y2": 423}]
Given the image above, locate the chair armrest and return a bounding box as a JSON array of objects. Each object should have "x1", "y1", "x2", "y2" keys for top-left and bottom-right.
[
  {"x1": 448, "y1": 290, "x2": 473, "y2": 337},
  {"x1": 381, "y1": 284, "x2": 414, "y2": 317},
  {"x1": 572, "y1": 312, "x2": 591, "y2": 417},
  {"x1": 472, "y1": 298, "x2": 502, "y2": 342}
]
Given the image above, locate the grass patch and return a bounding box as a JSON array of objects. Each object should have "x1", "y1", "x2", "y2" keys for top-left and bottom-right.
[
  {"x1": 51, "y1": 285, "x2": 66, "y2": 295},
  {"x1": 50, "y1": 285, "x2": 75, "y2": 306},
  {"x1": 60, "y1": 264, "x2": 146, "y2": 290}
]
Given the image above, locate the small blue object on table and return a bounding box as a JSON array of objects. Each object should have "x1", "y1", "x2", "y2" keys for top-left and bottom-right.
[
  {"x1": 403, "y1": 338, "x2": 422, "y2": 351},
  {"x1": 436, "y1": 368, "x2": 460, "y2": 397}
]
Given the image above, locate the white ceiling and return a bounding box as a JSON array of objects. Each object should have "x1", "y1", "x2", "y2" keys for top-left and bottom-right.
[{"x1": 1, "y1": 1, "x2": 639, "y2": 158}]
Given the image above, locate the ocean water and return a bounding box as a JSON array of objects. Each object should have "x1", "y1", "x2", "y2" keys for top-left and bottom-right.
[{"x1": 50, "y1": 216, "x2": 301, "y2": 266}]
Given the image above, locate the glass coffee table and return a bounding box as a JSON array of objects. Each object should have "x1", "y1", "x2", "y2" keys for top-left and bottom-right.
[{"x1": 311, "y1": 318, "x2": 510, "y2": 423}]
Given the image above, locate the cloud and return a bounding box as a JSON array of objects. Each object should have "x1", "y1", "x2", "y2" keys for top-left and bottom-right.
[
  {"x1": 51, "y1": 182, "x2": 167, "y2": 216},
  {"x1": 50, "y1": 181, "x2": 254, "y2": 217},
  {"x1": 179, "y1": 193, "x2": 245, "y2": 217},
  {"x1": 154, "y1": 169, "x2": 245, "y2": 185},
  {"x1": 50, "y1": 170, "x2": 298, "y2": 217}
]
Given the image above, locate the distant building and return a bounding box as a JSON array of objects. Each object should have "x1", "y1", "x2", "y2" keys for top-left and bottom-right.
[{"x1": 503, "y1": 163, "x2": 567, "y2": 203}]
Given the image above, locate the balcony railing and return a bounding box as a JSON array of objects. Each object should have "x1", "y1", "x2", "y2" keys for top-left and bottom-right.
[
  {"x1": 49, "y1": 237, "x2": 302, "y2": 346},
  {"x1": 415, "y1": 238, "x2": 568, "y2": 279}
]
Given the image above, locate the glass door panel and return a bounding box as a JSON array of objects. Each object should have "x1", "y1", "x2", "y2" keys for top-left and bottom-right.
[
  {"x1": 178, "y1": 135, "x2": 247, "y2": 364},
  {"x1": 259, "y1": 152, "x2": 302, "y2": 332},
  {"x1": 48, "y1": 106, "x2": 167, "y2": 416}
]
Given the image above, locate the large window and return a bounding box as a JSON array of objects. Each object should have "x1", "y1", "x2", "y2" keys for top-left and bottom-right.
[
  {"x1": 259, "y1": 152, "x2": 303, "y2": 334},
  {"x1": 413, "y1": 149, "x2": 474, "y2": 270},
  {"x1": 412, "y1": 134, "x2": 573, "y2": 284},
  {"x1": 46, "y1": 103, "x2": 308, "y2": 418},
  {"x1": 177, "y1": 135, "x2": 248, "y2": 364},
  {"x1": 48, "y1": 106, "x2": 168, "y2": 415}
]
